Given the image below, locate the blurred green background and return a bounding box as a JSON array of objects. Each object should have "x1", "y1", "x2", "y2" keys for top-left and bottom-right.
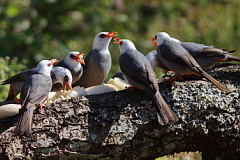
[{"x1": 0, "y1": 0, "x2": 239, "y2": 159}]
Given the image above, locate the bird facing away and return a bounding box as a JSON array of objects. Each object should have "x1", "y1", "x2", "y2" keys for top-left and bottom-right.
[
  {"x1": 154, "y1": 32, "x2": 230, "y2": 93},
  {"x1": 150, "y1": 32, "x2": 239, "y2": 71},
  {"x1": 56, "y1": 51, "x2": 85, "y2": 85},
  {"x1": 114, "y1": 38, "x2": 178, "y2": 125},
  {"x1": 1, "y1": 65, "x2": 73, "y2": 101},
  {"x1": 77, "y1": 31, "x2": 118, "y2": 88},
  {"x1": 15, "y1": 59, "x2": 57, "y2": 136}
]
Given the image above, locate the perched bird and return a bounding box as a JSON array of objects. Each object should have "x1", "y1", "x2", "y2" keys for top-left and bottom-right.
[
  {"x1": 150, "y1": 32, "x2": 239, "y2": 70},
  {"x1": 77, "y1": 31, "x2": 117, "y2": 88},
  {"x1": 15, "y1": 59, "x2": 57, "y2": 136},
  {"x1": 51, "y1": 67, "x2": 73, "y2": 92},
  {"x1": 1, "y1": 66, "x2": 73, "y2": 101},
  {"x1": 114, "y1": 38, "x2": 178, "y2": 125},
  {"x1": 1, "y1": 51, "x2": 83, "y2": 101},
  {"x1": 55, "y1": 51, "x2": 85, "y2": 85},
  {"x1": 154, "y1": 32, "x2": 230, "y2": 93}
]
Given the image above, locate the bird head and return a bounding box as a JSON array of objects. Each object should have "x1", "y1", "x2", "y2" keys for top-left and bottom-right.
[
  {"x1": 36, "y1": 59, "x2": 58, "y2": 76},
  {"x1": 68, "y1": 51, "x2": 85, "y2": 65},
  {"x1": 113, "y1": 38, "x2": 137, "y2": 54},
  {"x1": 93, "y1": 31, "x2": 118, "y2": 50}
]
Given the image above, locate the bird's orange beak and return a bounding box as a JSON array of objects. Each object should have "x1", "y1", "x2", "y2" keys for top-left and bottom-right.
[
  {"x1": 106, "y1": 31, "x2": 118, "y2": 37},
  {"x1": 150, "y1": 37, "x2": 156, "y2": 42},
  {"x1": 62, "y1": 81, "x2": 73, "y2": 93},
  {"x1": 113, "y1": 38, "x2": 121, "y2": 44},
  {"x1": 74, "y1": 53, "x2": 85, "y2": 65},
  {"x1": 48, "y1": 59, "x2": 58, "y2": 66},
  {"x1": 150, "y1": 37, "x2": 158, "y2": 47},
  {"x1": 151, "y1": 42, "x2": 159, "y2": 47}
]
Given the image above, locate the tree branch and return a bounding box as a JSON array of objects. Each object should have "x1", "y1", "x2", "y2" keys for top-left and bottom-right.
[{"x1": 0, "y1": 63, "x2": 239, "y2": 160}]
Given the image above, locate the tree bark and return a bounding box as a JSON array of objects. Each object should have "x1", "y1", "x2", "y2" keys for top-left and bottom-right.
[{"x1": 0, "y1": 63, "x2": 239, "y2": 160}]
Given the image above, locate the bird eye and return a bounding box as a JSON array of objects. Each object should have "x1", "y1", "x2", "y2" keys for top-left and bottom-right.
[
  {"x1": 120, "y1": 41, "x2": 123, "y2": 45},
  {"x1": 99, "y1": 34, "x2": 106, "y2": 38},
  {"x1": 155, "y1": 36, "x2": 157, "y2": 40},
  {"x1": 69, "y1": 54, "x2": 75, "y2": 59}
]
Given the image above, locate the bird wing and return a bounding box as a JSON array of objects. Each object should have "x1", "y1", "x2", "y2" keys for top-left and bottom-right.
[
  {"x1": 158, "y1": 41, "x2": 202, "y2": 72},
  {"x1": 1, "y1": 69, "x2": 35, "y2": 85},
  {"x1": 21, "y1": 74, "x2": 52, "y2": 109},
  {"x1": 120, "y1": 50, "x2": 157, "y2": 88}
]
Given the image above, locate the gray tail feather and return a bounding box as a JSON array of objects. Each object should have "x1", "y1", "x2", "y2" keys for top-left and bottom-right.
[
  {"x1": 200, "y1": 71, "x2": 230, "y2": 93},
  {"x1": 15, "y1": 107, "x2": 34, "y2": 137},
  {"x1": 147, "y1": 90, "x2": 178, "y2": 125}
]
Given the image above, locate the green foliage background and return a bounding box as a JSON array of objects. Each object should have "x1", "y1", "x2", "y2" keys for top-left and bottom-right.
[{"x1": 0, "y1": 0, "x2": 239, "y2": 101}]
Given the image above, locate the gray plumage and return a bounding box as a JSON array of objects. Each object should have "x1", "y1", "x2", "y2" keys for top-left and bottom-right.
[
  {"x1": 1, "y1": 51, "x2": 80, "y2": 101},
  {"x1": 155, "y1": 32, "x2": 229, "y2": 93},
  {"x1": 15, "y1": 60, "x2": 55, "y2": 136},
  {"x1": 150, "y1": 33, "x2": 239, "y2": 71},
  {"x1": 117, "y1": 39, "x2": 178, "y2": 125},
  {"x1": 1, "y1": 65, "x2": 73, "y2": 101},
  {"x1": 56, "y1": 51, "x2": 84, "y2": 85},
  {"x1": 77, "y1": 32, "x2": 117, "y2": 88}
]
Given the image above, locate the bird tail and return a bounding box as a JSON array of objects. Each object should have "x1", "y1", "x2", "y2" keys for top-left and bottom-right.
[
  {"x1": 15, "y1": 106, "x2": 34, "y2": 137},
  {"x1": 147, "y1": 90, "x2": 178, "y2": 125},
  {"x1": 199, "y1": 71, "x2": 230, "y2": 93},
  {"x1": 225, "y1": 55, "x2": 240, "y2": 62}
]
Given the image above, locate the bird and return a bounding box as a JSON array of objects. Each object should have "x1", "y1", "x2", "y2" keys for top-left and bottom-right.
[
  {"x1": 76, "y1": 31, "x2": 118, "y2": 88},
  {"x1": 154, "y1": 32, "x2": 230, "y2": 93},
  {"x1": 150, "y1": 32, "x2": 239, "y2": 70},
  {"x1": 114, "y1": 38, "x2": 178, "y2": 125},
  {"x1": 55, "y1": 51, "x2": 85, "y2": 85},
  {"x1": 1, "y1": 51, "x2": 84, "y2": 101},
  {"x1": 1, "y1": 66, "x2": 73, "y2": 101},
  {"x1": 15, "y1": 59, "x2": 57, "y2": 136}
]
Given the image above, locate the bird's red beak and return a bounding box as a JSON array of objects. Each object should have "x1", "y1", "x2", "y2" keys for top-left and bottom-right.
[
  {"x1": 48, "y1": 59, "x2": 58, "y2": 66},
  {"x1": 62, "y1": 81, "x2": 73, "y2": 93},
  {"x1": 106, "y1": 31, "x2": 118, "y2": 37},
  {"x1": 150, "y1": 37, "x2": 156, "y2": 42},
  {"x1": 150, "y1": 37, "x2": 158, "y2": 47},
  {"x1": 113, "y1": 38, "x2": 121, "y2": 44},
  {"x1": 74, "y1": 53, "x2": 85, "y2": 65}
]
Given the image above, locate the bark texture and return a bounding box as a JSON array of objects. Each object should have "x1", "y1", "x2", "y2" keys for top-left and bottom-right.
[{"x1": 0, "y1": 63, "x2": 239, "y2": 160}]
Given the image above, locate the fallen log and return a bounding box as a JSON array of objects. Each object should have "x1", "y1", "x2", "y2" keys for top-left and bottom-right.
[{"x1": 0, "y1": 63, "x2": 239, "y2": 160}]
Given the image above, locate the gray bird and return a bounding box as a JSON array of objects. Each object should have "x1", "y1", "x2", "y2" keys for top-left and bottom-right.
[
  {"x1": 115, "y1": 38, "x2": 178, "y2": 125},
  {"x1": 15, "y1": 59, "x2": 57, "y2": 136},
  {"x1": 56, "y1": 51, "x2": 85, "y2": 84},
  {"x1": 154, "y1": 32, "x2": 230, "y2": 93},
  {"x1": 1, "y1": 66, "x2": 73, "y2": 101},
  {"x1": 1, "y1": 51, "x2": 83, "y2": 101},
  {"x1": 150, "y1": 32, "x2": 239, "y2": 70},
  {"x1": 77, "y1": 32, "x2": 117, "y2": 88}
]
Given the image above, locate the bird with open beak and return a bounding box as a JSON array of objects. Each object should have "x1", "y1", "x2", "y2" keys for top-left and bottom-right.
[
  {"x1": 150, "y1": 32, "x2": 239, "y2": 71},
  {"x1": 15, "y1": 59, "x2": 57, "y2": 136},
  {"x1": 1, "y1": 62, "x2": 75, "y2": 102},
  {"x1": 153, "y1": 32, "x2": 230, "y2": 93},
  {"x1": 76, "y1": 31, "x2": 118, "y2": 88},
  {"x1": 55, "y1": 51, "x2": 85, "y2": 86},
  {"x1": 114, "y1": 38, "x2": 178, "y2": 125}
]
